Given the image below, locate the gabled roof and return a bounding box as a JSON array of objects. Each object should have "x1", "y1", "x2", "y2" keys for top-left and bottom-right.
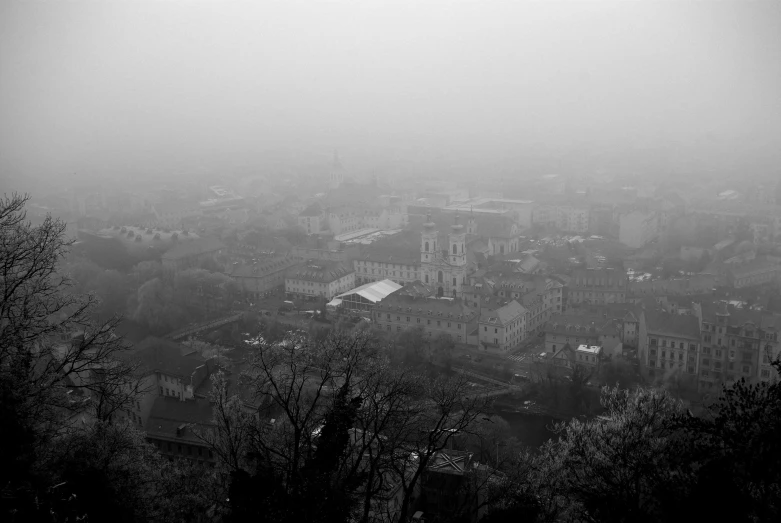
[
  {"x1": 479, "y1": 300, "x2": 526, "y2": 326},
  {"x1": 426, "y1": 450, "x2": 473, "y2": 476},
  {"x1": 162, "y1": 236, "x2": 225, "y2": 261},
  {"x1": 145, "y1": 396, "x2": 214, "y2": 443}
]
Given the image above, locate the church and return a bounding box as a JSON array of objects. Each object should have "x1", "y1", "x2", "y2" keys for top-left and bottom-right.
[{"x1": 420, "y1": 212, "x2": 474, "y2": 297}]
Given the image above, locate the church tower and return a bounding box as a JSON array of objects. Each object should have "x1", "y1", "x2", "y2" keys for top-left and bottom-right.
[
  {"x1": 467, "y1": 207, "x2": 477, "y2": 234},
  {"x1": 329, "y1": 150, "x2": 344, "y2": 190},
  {"x1": 449, "y1": 212, "x2": 466, "y2": 267},
  {"x1": 421, "y1": 211, "x2": 438, "y2": 264}
]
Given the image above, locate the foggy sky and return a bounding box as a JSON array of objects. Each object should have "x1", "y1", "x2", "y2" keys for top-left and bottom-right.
[{"x1": 1, "y1": 0, "x2": 780, "y2": 189}]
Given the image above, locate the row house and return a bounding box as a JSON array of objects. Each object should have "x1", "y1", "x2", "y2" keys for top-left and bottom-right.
[
  {"x1": 638, "y1": 310, "x2": 701, "y2": 386},
  {"x1": 373, "y1": 294, "x2": 478, "y2": 344},
  {"x1": 567, "y1": 267, "x2": 627, "y2": 306},
  {"x1": 694, "y1": 301, "x2": 781, "y2": 391}
]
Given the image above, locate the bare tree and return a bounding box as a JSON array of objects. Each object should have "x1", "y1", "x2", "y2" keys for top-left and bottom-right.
[
  {"x1": 391, "y1": 372, "x2": 492, "y2": 523},
  {"x1": 1, "y1": 194, "x2": 143, "y2": 514}
]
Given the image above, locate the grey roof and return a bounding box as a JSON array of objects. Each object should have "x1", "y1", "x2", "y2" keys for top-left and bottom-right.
[
  {"x1": 286, "y1": 261, "x2": 354, "y2": 283},
  {"x1": 231, "y1": 257, "x2": 301, "y2": 278},
  {"x1": 479, "y1": 300, "x2": 526, "y2": 326},
  {"x1": 376, "y1": 294, "x2": 476, "y2": 321},
  {"x1": 643, "y1": 310, "x2": 701, "y2": 340}
]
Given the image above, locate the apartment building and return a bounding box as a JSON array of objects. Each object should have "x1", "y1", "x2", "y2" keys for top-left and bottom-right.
[
  {"x1": 695, "y1": 301, "x2": 781, "y2": 391},
  {"x1": 354, "y1": 249, "x2": 421, "y2": 287},
  {"x1": 638, "y1": 311, "x2": 700, "y2": 386},
  {"x1": 119, "y1": 337, "x2": 217, "y2": 464},
  {"x1": 470, "y1": 272, "x2": 563, "y2": 341},
  {"x1": 531, "y1": 203, "x2": 590, "y2": 233},
  {"x1": 230, "y1": 257, "x2": 301, "y2": 299},
  {"x1": 285, "y1": 261, "x2": 355, "y2": 300},
  {"x1": 478, "y1": 300, "x2": 526, "y2": 352},
  {"x1": 373, "y1": 294, "x2": 477, "y2": 344},
  {"x1": 567, "y1": 268, "x2": 627, "y2": 306}
]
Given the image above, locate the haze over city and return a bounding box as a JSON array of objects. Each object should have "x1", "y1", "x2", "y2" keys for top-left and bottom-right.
[
  {"x1": 3, "y1": 2, "x2": 781, "y2": 523},
  {"x1": 2, "y1": 0, "x2": 780, "y2": 191}
]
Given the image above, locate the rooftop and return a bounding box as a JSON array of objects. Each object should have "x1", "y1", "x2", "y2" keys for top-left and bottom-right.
[
  {"x1": 231, "y1": 257, "x2": 301, "y2": 278},
  {"x1": 286, "y1": 261, "x2": 354, "y2": 283},
  {"x1": 376, "y1": 294, "x2": 476, "y2": 321},
  {"x1": 335, "y1": 279, "x2": 403, "y2": 304},
  {"x1": 544, "y1": 314, "x2": 614, "y2": 336},
  {"x1": 643, "y1": 310, "x2": 701, "y2": 340},
  {"x1": 479, "y1": 300, "x2": 526, "y2": 326},
  {"x1": 576, "y1": 344, "x2": 602, "y2": 355},
  {"x1": 145, "y1": 396, "x2": 214, "y2": 443},
  {"x1": 125, "y1": 337, "x2": 210, "y2": 378}
]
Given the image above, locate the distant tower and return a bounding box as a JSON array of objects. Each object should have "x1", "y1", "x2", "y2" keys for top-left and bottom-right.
[
  {"x1": 467, "y1": 207, "x2": 477, "y2": 234},
  {"x1": 449, "y1": 212, "x2": 466, "y2": 267},
  {"x1": 329, "y1": 150, "x2": 344, "y2": 190}
]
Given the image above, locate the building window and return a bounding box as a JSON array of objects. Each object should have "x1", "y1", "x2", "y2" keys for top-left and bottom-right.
[{"x1": 742, "y1": 365, "x2": 750, "y2": 374}]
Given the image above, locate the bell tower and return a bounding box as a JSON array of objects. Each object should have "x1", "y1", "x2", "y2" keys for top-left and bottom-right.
[
  {"x1": 449, "y1": 212, "x2": 466, "y2": 267},
  {"x1": 421, "y1": 211, "x2": 438, "y2": 264},
  {"x1": 420, "y1": 211, "x2": 438, "y2": 286},
  {"x1": 467, "y1": 207, "x2": 477, "y2": 234}
]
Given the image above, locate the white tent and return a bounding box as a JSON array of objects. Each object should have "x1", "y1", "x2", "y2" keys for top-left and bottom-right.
[{"x1": 336, "y1": 279, "x2": 402, "y2": 304}]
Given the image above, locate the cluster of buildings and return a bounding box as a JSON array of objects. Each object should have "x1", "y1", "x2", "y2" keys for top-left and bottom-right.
[{"x1": 536, "y1": 263, "x2": 781, "y2": 392}]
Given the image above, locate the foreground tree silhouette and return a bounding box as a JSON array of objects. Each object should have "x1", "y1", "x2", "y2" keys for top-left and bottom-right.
[
  {"x1": 0, "y1": 194, "x2": 155, "y2": 520},
  {"x1": 673, "y1": 359, "x2": 781, "y2": 523}
]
